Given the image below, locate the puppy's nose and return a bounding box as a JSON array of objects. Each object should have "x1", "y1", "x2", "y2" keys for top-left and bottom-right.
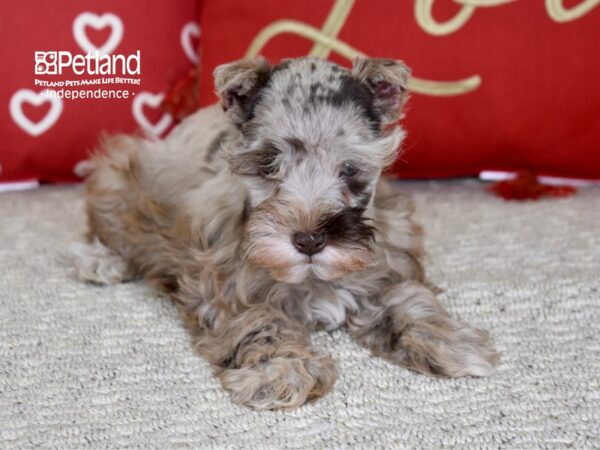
[{"x1": 292, "y1": 231, "x2": 327, "y2": 256}]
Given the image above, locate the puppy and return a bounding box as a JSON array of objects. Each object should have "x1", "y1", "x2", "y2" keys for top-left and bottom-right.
[{"x1": 72, "y1": 56, "x2": 499, "y2": 410}]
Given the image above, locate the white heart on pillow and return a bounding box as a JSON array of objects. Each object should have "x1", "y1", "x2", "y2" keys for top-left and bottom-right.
[
  {"x1": 181, "y1": 22, "x2": 200, "y2": 64},
  {"x1": 73, "y1": 12, "x2": 123, "y2": 55},
  {"x1": 132, "y1": 92, "x2": 173, "y2": 137},
  {"x1": 10, "y1": 89, "x2": 63, "y2": 137}
]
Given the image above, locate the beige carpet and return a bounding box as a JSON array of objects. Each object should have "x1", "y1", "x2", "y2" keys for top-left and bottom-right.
[{"x1": 1, "y1": 181, "x2": 599, "y2": 449}]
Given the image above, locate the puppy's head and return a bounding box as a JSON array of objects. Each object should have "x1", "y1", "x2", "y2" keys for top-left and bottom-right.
[{"x1": 214, "y1": 56, "x2": 410, "y2": 283}]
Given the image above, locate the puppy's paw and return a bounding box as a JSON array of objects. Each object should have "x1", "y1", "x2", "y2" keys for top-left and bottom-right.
[
  {"x1": 65, "y1": 238, "x2": 133, "y2": 285},
  {"x1": 401, "y1": 319, "x2": 500, "y2": 377},
  {"x1": 219, "y1": 353, "x2": 336, "y2": 410}
]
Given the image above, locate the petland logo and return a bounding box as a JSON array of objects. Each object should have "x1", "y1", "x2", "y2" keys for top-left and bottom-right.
[{"x1": 35, "y1": 50, "x2": 141, "y2": 76}]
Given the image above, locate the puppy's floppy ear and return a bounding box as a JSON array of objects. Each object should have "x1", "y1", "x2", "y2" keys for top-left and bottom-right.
[
  {"x1": 351, "y1": 57, "x2": 410, "y2": 126},
  {"x1": 213, "y1": 57, "x2": 273, "y2": 126}
]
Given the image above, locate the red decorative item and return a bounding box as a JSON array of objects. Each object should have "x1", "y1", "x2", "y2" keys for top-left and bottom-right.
[
  {"x1": 490, "y1": 171, "x2": 576, "y2": 201},
  {"x1": 162, "y1": 67, "x2": 201, "y2": 123},
  {"x1": 0, "y1": 0, "x2": 199, "y2": 184}
]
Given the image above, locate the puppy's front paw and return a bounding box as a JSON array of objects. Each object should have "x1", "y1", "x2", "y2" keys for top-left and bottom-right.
[
  {"x1": 401, "y1": 319, "x2": 500, "y2": 377},
  {"x1": 219, "y1": 353, "x2": 336, "y2": 410}
]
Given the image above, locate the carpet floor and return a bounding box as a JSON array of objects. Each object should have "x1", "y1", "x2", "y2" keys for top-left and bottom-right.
[{"x1": 1, "y1": 181, "x2": 598, "y2": 449}]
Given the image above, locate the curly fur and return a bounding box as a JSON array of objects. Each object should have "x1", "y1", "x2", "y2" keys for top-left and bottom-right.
[{"x1": 71, "y1": 56, "x2": 499, "y2": 410}]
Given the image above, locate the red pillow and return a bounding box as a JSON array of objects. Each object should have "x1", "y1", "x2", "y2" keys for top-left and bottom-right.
[
  {"x1": 197, "y1": 0, "x2": 600, "y2": 180},
  {"x1": 0, "y1": 0, "x2": 199, "y2": 184}
]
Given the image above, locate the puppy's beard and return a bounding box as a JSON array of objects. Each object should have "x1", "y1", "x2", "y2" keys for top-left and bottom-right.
[
  {"x1": 246, "y1": 235, "x2": 374, "y2": 283},
  {"x1": 310, "y1": 245, "x2": 374, "y2": 281},
  {"x1": 246, "y1": 236, "x2": 311, "y2": 283}
]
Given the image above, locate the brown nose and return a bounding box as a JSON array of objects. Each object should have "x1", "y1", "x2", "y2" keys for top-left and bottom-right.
[{"x1": 292, "y1": 231, "x2": 327, "y2": 256}]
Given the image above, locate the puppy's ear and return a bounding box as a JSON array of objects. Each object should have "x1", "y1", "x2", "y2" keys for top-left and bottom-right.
[
  {"x1": 351, "y1": 57, "x2": 410, "y2": 126},
  {"x1": 213, "y1": 57, "x2": 272, "y2": 126}
]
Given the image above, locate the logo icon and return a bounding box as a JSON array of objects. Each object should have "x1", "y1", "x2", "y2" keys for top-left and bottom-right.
[{"x1": 35, "y1": 52, "x2": 58, "y2": 75}]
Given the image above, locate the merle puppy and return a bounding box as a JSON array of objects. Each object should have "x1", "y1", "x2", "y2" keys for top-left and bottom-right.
[{"x1": 71, "y1": 56, "x2": 499, "y2": 410}]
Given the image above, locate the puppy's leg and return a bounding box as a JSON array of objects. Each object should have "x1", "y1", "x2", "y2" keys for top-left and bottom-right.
[
  {"x1": 67, "y1": 237, "x2": 134, "y2": 284},
  {"x1": 186, "y1": 304, "x2": 336, "y2": 410},
  {"x1": 77, "y1": 135, "x2": 173, "y2": 290},
  {"x1": 349, "y1": 281, "x2": 499, "y2": 377},
  {"x1": 71, "y1": 135, "x2": 143, "y2": 285}
]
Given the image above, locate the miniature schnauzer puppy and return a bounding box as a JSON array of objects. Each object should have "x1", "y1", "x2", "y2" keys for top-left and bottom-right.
[{"x1": 71, "y1": 56, "x2": 499, "y2": 410}]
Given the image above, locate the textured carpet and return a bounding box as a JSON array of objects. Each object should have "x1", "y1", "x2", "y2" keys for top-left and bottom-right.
[{"x1": 1, "y1": 181, "x2": 599, "y2": 449}]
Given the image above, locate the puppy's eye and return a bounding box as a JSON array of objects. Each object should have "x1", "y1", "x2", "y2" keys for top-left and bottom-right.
[
  {"x1": 258, "y1": 153, "x2": 279, "y2": 177},
  {"x1": 340, "y1": 163, "x2": 359, "y2": 178},
  {"x1": 259, "y1": 162, "x2": 277, "y2": 177}
]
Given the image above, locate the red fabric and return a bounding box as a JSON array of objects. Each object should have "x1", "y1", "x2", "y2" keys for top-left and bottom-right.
[
  {"x1": 197, "y1": 0, "x2": 600, "y2": 180},
  {"x1": 0, "y1": 0, "x2": 199, "y2": 183},
  {"x1": 490, "y1": 171, "x2": 577, "y2": 201}
]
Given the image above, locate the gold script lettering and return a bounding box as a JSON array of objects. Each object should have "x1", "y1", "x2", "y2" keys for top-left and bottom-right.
[
  {"x1": 245, "y1": 0, "x2": 481, "y2": 97},
  {"x1": 546, "y1": 0, "x2": 600, "y2": 22},
  {"x1": 415, "y1": 0, "x2": 599, "y2": 36},
  {"x1": 414, "y1": 0, "x2": 517, "y2": 36},
  {"x1": 244, "y1": 0, "x2": 598, "y2": 97}
]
